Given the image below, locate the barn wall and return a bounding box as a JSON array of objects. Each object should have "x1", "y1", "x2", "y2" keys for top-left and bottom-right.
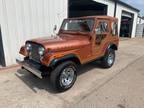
[
  {"x1": 137, "y1": 17, "x2": 144, "y2": 24},
  {"x1": 0, "y1": 0, "x2": 68, "y2": 66}
]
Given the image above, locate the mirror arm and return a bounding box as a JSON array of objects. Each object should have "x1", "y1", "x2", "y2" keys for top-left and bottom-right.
[{"x1": 53, "y1": 25, "x2": 57, "y2": 34}]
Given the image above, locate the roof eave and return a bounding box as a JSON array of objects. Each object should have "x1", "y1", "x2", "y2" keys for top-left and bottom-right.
[{"x1": 111, "y1": 0, "x2": 140, "y2": 12}]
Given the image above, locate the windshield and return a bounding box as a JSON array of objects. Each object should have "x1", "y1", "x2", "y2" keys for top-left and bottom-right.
[{"x1": 61, "y1": 18, "x2": 94, "y2": 32}]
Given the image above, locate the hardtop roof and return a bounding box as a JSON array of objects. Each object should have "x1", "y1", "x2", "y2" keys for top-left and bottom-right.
[{"x1": 66, "y1": 16, "x2": 118, "y2": 21}]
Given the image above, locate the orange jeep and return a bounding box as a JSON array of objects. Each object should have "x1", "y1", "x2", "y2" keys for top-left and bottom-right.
[{"x1": 17, "y1": 16, "x2": 119, "y2": 92}]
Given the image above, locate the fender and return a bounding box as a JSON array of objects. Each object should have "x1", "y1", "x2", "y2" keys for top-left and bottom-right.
[
  {"x1": 107, "y1": 43, "x2": 118, "y2": 50},
  {"x1": 49, "y1": 54, "x2": 81, "y2": 67}
]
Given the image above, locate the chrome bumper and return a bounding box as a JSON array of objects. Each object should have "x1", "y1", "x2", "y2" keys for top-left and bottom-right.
[{"x1": 16, "y1": 58, "x2": 43, "y2": 79}]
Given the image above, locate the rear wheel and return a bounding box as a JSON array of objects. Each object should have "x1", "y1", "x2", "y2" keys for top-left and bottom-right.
[
  {"x1": 101, "y1": 49, "x2": 115, "y2": 68},
  {"x1": 50, "y1": 61, "x2": 77, "y2": 92}
]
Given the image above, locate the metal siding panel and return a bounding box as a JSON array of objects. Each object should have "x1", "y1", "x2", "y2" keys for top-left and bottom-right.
[
  {"x1": 49, "y1": 0, "x2": 53, "y2": 34},
  {"x1": 12, "y1": 0, "x2": 22, "y2": 62},
  {"x1": 14, "y1": 0, "x2": 26, "y2": 49},
  {"x1": 43, "y1": 0, "x2": 50, "y2": 35},
  {"x1": 22, "y1": 0, "x2": 33, "y2": 41},
  {"x1": 4, "y1": 0, "x2": 17, "y2": 64},
  {"x1": 1, "y1": 0, "x2": 68, "y2": 66},
  {"x1": 30, "y1": 0, "x2": 38, "y2": 37},
  {"x1": 0, "y1": 0, "x2": 7, "y2": 66},
  {"x1": 0, "y1": 0, "x2": 2, "y2": 24},
  {"x1": 37, "y1": 0, "x2": 44, "y2": 36}
]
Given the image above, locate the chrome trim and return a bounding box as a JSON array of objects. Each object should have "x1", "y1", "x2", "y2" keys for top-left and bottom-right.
[{"x1": 16, "y1": 58, "x2": 42, "y2": 79}]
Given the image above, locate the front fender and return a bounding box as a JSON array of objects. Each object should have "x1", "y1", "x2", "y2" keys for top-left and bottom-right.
[
  {"x1": 49, "y1": 54, "x2": 80, "y2": 67},
  {"x1": 19, "y1": 46, "x2": 28, "y2": 56},
  {"x1": 41, "y1": 53, "x2": 81, "y2": 67}
]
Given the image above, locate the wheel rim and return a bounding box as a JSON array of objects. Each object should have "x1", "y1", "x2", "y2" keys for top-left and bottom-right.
[
  {"x1": 60, "y1": 66, "x2": 75, "y2": 87},
  {"x1": 107, "y1": 52, "x2": 114, "y2": 65}
]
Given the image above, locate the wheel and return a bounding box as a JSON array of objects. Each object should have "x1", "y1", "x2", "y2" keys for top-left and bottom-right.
[
  {"x1": 50, "y1": 61, "x2": 77, "y2": 92},
  {"x1": 101, "y1": 49, "x2": 115, "y2": 68}
]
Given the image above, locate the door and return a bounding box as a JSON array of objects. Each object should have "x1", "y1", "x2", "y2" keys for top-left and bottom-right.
[
  {"x1": 0, "y1": 27, "x2": 5, "y2": 67},
  {"x1": 92, "y1": 19, "x2": 110, "y2": 57}
]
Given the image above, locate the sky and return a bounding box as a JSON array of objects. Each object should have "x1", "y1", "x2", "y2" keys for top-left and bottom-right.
[{"x1": 121, "y1": 0, "x2": 144, "y2": 16}]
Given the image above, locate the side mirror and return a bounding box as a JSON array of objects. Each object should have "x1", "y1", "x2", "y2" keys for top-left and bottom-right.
[
  {"x1": 52, "y1": 25, "x2": 57, "y2": 37},
  {"x1": 53, "y1": 25, "x2": 57, "y2": 32}
]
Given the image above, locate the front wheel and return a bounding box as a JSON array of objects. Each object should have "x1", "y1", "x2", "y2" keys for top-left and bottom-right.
[
  {"x1": 101, "y1": 49, "x2": 115, "y2": 68},
  {"x1": 50, "y1": 61, "x2": 77, "y2": 92}
]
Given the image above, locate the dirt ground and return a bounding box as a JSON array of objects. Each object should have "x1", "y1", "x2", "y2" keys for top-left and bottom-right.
[{"x1": 0, "y1": 38, "x2": 144, "y2": 108}]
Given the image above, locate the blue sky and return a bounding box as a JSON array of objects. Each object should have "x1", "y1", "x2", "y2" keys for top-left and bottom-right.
[{"x1": 121, "y1": 0, "x2": 144, "y2": 16}]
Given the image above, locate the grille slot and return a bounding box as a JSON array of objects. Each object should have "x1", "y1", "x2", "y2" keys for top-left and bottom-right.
[{"x1": 29, "y1": 43, "x2": 42, "y2": 63}]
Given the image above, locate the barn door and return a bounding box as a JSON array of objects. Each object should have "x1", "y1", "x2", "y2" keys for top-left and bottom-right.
[{"x1": 0, "y1": 27, "x2": 5, "y2": 67}]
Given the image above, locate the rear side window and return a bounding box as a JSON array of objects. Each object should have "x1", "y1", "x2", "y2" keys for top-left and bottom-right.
[
  {"x1": 112, "y1": 22, "x2": 118, "y2": 36},
  {"x1": 96, "y1": 21, "x2": 109, "y2": 34}
]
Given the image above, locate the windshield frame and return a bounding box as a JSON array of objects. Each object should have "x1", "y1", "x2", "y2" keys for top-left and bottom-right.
[{"x1": 59, "y1": 18, "x2": 95, "y2": 34}]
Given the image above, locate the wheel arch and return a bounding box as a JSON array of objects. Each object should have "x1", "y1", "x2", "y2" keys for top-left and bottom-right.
[
  {"x1": 49, "y1": 54, "x2": 81, "y2": 68},
  {"x1": 108, "y1": 43, "x2": 118, "y2": 50}
]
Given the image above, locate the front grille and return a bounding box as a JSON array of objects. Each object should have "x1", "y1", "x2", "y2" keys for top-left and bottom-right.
[{"x1": 29, "y1": 43, "x2": 42, "y2": 63}]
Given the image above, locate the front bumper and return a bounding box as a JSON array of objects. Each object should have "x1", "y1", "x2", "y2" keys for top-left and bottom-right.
[{"x1": 16, "y1": 58, "x2": 46, "y2": 79}]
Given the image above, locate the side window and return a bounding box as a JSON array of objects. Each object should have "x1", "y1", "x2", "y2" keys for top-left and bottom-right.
[
  {"x1": 112, "y1": 22, "x2": 118, "y2": 36},
  {"x1": 96, "y1": 21, "x2": 109, "y2": 35}
]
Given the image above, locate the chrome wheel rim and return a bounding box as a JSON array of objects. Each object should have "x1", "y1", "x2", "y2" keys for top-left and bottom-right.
[
  {"x1": 108, "y1": 52, "x2": 114, "y2": 65},
  {"x1": 60, "y1": 67, "x2": 75, "y2": 87}
]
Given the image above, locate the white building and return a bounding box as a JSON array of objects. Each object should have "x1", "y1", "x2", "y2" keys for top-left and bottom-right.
[
  {"x1": 0, "y1": 0, "x2": 140, "y2": 66},
  {"x1": 136, "y1": 16, "x2": 144, "y2": 37},
  {"x1": 137, "y1": 16, "x2": 144, "y2": 24}
]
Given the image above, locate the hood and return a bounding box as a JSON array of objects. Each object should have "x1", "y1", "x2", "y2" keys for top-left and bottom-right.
[{"x1": 28, "y1": 34, "x2": 90, "y2": 51}]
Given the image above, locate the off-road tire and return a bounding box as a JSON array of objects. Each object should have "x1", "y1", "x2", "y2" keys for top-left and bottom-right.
[
  {"x1": 101, "y1": 49, "x2": 115, "y2": 68},
  {"x1": 50, "y1": 61, "x2": 77, "y2": 92}
]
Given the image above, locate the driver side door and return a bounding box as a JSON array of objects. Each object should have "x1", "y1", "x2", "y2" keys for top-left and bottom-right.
[{"x1": 92, "y1": 19, "x2": 110, "y2": 57}]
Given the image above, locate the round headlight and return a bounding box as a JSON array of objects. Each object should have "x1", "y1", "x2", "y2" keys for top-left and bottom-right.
[
  {"x1": 38, "y1": 47, "x2": 45, "y2": 56},
  {"x1": 26, "y1": 43, "x2": 32, "y2": 51}
]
